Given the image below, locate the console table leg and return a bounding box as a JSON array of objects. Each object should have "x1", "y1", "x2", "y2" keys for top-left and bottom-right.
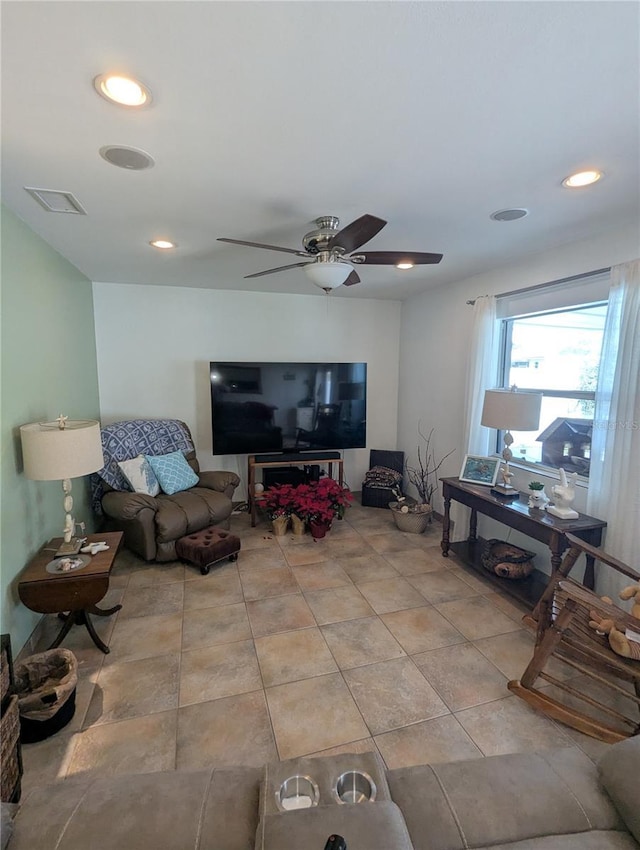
[
  {"x1": 441, "y1": 497, "x2": 451, "y2": 557},
  {"x1": 550, "y1": 532, "x2": 564, "y2": 575},
  {"x1": 469, "y1": 509, "x2": 478, "y2": 544}
]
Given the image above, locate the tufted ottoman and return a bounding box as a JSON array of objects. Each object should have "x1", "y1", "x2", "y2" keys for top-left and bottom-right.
[{"x1": 175, "y1": 526, "x2": 241, "y2": 575}]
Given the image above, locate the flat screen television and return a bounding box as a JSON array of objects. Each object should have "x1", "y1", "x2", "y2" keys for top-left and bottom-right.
[{"x1": 210, "y1": 361, "x2": 367, "y2": 456}]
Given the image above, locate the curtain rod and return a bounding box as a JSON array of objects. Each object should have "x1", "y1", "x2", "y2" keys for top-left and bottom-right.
[{"x1": 465, "y1": 267, "x2": 610, "y2": 306}]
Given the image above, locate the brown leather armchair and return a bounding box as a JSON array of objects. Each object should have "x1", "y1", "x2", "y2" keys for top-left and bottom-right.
[{"x1": 92, "y1": 419, "x2": 240, "y2": 562}]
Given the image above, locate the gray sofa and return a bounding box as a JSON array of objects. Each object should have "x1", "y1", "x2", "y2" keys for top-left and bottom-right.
[{"x1": 4, "y1": 739, "x2": 639, "y2": 849}]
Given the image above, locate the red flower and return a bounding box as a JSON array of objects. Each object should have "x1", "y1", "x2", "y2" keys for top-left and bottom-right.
[
  {"x1": 261, "y1": 484, "x2": 296, "y2": 519},
  {"x1": 289, "y1": 478, "x2": 352, "y2": 522}
]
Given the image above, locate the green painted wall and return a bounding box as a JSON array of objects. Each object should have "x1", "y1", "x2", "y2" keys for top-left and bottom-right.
[{"x1": 1, "y1": 206, "x2": 100, "y2": 653}]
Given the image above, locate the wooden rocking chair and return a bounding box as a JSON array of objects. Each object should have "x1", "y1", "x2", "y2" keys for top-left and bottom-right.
[{"x1": 508, "y1": 533, "x2": 640, "y2": 743}]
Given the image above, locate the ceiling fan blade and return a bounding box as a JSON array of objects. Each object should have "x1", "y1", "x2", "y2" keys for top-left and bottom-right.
[
  {"x1": 343, "y1": 270, "x2": 361, "y2": 286},
  {"x1": 217, "y1": 237, "x2": 302, "y2": 256},
  {"x1": 244, "y1": 262, "x2": 310, "y2": 279},
  {"x1": 355, "y1": 251, "x2": 443, "y2": 265},
  {"x1": 328, "y1": 214, "x2": 387, "y2": 253}
]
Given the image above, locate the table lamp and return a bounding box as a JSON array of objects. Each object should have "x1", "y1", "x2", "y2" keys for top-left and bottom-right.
[
  {"x1": 481, "y1": 388, "x2": 542, "y2": 498},
  {"x1": 20, "y1": 415, "x2": 104, "y2": 556}
]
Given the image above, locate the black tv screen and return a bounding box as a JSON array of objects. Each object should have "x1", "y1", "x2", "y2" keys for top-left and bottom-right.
[{"x1": 210, "y1": 361, "x2": 367, "y2": 456}]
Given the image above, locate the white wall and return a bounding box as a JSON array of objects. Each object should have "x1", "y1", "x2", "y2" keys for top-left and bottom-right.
[
  {"x1": 398, "y1": 223, "x2": 639, "y2": 572},
  {"x1": 93, "y1": 284, "x2": 401, "y2": 498}
]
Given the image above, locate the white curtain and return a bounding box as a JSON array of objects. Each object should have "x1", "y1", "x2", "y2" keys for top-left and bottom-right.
[
  {"x1": 587, "y1": 259, "x2": 640, "y2": 599},
  {"x1": 452, "y1": 295, "x2": 500, "y2": 540}
]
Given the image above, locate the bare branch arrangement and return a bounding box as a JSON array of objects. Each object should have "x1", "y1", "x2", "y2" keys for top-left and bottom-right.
[{"x1": 405, "y1": 424, "x2": 455, "y2": 505}]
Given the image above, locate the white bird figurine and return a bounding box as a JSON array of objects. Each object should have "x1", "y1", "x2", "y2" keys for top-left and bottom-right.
[{"x1": 546, "y1": 468, "x2": 579, "y2": 519}]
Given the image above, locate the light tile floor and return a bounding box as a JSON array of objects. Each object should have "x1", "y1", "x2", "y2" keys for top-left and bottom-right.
[{"x1": 21, "y1": 503, "x2": 611, "y2": 793}]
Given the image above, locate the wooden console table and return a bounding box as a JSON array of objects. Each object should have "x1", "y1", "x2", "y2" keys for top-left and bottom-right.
[
  {"x1": 248, "y1": 452, "x2": 344, "y2": 527},
  {"x1": 440, "y1": 477, "x2": 606, "y2": 608}
]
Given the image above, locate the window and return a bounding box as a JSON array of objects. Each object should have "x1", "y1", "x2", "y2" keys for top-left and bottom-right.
[{"x1": 498, "y1": 303, "x2": 608, "y2": 477}]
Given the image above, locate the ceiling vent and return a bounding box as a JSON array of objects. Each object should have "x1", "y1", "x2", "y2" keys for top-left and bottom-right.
[
  {"x1": 25, "y1": 188, "x2": 87, "y2": 214},
  {"x1": 490, "y1": 208, "x2": 529, "y2": 222},
  {"x1": 99, "y1": 145, "x2": 155, "y2": 170}
]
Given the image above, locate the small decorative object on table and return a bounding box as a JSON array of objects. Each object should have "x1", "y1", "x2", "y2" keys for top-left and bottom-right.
[
  {"x1": 459, "y1": 454, "x2": 500, "y2": 487},
  {"x1": 481, "y1": 539, "x2": 536, "y2": 579},
  {"x1": 527, "y1": 481, "x2": 550, "y2": 510},
  {"x1": 546, "y1": 468, "x2": 579, "y2": 519}
]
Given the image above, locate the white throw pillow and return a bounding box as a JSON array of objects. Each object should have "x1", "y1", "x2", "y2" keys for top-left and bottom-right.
[{"x1": 117, "y1": 455, "x2": 160, "y2": 496}]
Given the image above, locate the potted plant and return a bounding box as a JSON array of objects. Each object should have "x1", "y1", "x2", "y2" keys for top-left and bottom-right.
[
  {"x1": 391, "y1": 424, "x2": 454, "y2": 533},
  {"x1": 261, "y1": 484, "x2": 295, "y2": 535},
  {"x1": 527, "y1": 480, "x2": 549, "y2": 510},
  {"x1": 291, "y1": 478, "x2": 353, "y2": 539}
]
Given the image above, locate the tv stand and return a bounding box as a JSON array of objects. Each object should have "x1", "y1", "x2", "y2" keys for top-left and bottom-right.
[{"x1": 248, "y1": 452, "x2": 344, "y2": 527}]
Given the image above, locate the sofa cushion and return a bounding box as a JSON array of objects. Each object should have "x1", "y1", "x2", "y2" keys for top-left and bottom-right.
[
  {"x1": 117, "y1": 455, "x2": 160, "y2": 496},
  {"x1": 155, "y1": 488, "x2": 233, "y2": 543},
  {"x1": 598, "y1": 737, "x2": 640, "y2": 844},
  {"x1": 388, "y1": 747, "x2": 619, "y2": 850},
  {"x1": 255, "y1": 800, "x2": 414, "y2": 850},
  {"x1": 484, "y1": 831, "x2": 639, "y2": 849},
  {"x1": 146, "y1": 450, "x2": 199, "y2": 495},
  {"x1": 10, "y1": 767, "x2": 262, "y2": 850}
]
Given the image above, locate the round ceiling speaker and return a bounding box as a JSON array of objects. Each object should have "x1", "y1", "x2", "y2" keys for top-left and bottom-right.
[
  {"x1": 99, "y1": 145, "x2": 155, "y2": 170},
  {"x1": 490, "y1": 208, "x2": 529, "y2": 222}
]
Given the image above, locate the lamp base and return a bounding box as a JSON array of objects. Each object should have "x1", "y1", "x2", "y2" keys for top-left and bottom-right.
[
  {"x1": 55, "y1": 538, "x2": 84, "y2": 557},
  {"x1": 490, "y1": 484, "x2": 520, "y2": 500}
]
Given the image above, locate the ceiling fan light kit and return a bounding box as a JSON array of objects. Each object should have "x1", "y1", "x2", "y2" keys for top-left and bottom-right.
[
  {"x1": 218, "y1": 214, "x2": 443, "y2": 292},
  {"x1": 304, "y1": 259, "x2": 353, "y2": 290}
]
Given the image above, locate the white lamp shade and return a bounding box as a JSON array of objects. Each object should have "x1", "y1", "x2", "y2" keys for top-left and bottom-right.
[
  {"x1": 481, "y1": 389, "x2": 542, "y2": 431},
  {"x1": 304, "y1": 260, "x2": 353, "y2": 290},
  {"x1": 20, "y1": 419, "x2": 104, "y2": 480}
]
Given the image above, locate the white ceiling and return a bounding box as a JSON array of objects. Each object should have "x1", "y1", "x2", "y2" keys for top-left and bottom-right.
[{"x1": 2, "y1": 1, "x2": 639, "y2": 300}]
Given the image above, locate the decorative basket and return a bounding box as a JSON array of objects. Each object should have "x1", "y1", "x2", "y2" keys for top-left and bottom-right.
[
  {"x1": 481, "y1": 539, "x2": 536, "y2": 579},
  {"x1": 1, "y1": 695, "x2": 20, "y2": 802},
  {"x1": 389, "y1": 501, "x2": 433, "y2": 533}
]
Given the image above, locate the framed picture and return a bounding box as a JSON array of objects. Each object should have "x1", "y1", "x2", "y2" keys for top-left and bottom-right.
[{"x1": 459, "y1": 454, "x2": 500, "y2": 486}]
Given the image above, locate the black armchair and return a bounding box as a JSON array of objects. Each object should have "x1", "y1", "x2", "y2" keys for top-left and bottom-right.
[{"x1": 361, "y1": 449, "x2": 404, "y2": 508}]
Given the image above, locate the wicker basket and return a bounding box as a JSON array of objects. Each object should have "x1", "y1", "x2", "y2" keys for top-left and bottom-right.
[
  {"x1": 1, "y1": 695, "x2": 20, "y2": 802},
  {"x1": 389, "y1": 501, "x2": 433, "y2": 533},
  {"x1": 1, "y1": 643, "x2": 10, "y2": 707}
]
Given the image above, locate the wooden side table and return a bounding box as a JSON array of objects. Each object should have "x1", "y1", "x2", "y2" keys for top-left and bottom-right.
[{"x1": 18, "y1": 532, "x2": 124, "y2": 654}]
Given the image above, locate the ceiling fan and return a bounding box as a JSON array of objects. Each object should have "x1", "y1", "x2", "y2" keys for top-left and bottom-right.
[{"x1": 218, "y1": 214, "x2": 443, "y2": 291}]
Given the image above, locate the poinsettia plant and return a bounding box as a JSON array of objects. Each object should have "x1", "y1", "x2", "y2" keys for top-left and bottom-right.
[
  {"x1": 290, "y1": 478, "x2": 352, "y2": 523},
  {"x1": 260, "y1": 484, "x2": 296, "y2": 520}
]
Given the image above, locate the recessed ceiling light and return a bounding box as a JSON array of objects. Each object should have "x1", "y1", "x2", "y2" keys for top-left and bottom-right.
[
  {"x1": 94, "y1": 74, "x2": 152, "y2": 107},
  {"x1": 396, "y1": 262, "x2": 414, "y2": 270},
  {"x1": 562, "y1": 170, "x2": 603, "y2": 188},
  {"x1": 490, "y1": 208, "x2": 529, "y2": 222},
  {"x1": 149, "y1": 239, "x2": 176, "y2": 250}
]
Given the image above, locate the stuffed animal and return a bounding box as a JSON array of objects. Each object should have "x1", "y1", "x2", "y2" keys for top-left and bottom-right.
[{"x1": 589, "y1": 584, "x2": 640, "y2": 660}]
